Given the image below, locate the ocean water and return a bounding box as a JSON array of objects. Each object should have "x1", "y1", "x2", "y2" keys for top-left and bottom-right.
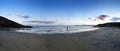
[{"x1": 16, "y1": 25, "x2": 98, "y2": 34}]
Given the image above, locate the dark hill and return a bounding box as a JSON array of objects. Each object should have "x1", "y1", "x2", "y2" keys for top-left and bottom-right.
[
  {"x1": 0, "y1": 16, "x2": 32, "y2": 28},
  {"x1": 94, "y1": 22, "x2": 120, "y2": 27}
]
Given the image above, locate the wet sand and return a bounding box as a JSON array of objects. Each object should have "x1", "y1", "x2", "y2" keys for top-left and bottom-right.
[{"x1": 0, "y1": 27, "x2": 120, "y2": 51}]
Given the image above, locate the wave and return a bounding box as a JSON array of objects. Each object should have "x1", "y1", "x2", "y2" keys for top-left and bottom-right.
[{"x1": 16, "y1": 25, "x2": 99, "y2": 34}]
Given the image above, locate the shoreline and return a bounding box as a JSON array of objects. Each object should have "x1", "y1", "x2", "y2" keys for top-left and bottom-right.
[{"x1": 15, "y1": 27, "x2": 99, "y2": 34}]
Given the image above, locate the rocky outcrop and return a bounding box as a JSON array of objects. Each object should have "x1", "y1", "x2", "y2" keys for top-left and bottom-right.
[
  {"x1": 94, "y1": 22, "x2": 120, "y2": 27},
  {"x1": 0, "y1": 16, "x2": 32, "y2": 28}
]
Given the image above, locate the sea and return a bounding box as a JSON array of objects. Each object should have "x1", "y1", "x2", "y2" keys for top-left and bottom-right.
[{"x1": 16, "y1": 25, "x2": 98, "y2": 34}]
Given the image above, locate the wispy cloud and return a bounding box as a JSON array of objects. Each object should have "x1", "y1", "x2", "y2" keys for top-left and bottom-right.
[
  {"x1": 17, "y1": 15, "x2": 31, "y2": 19},
  {"x1": 23, "y1": 20, "x2": 56, "y2": 24},
  {"x1": 88, "y1": 15, "x2": 109, "y2": 21},
  {"x1": 96, "y1": 15, "x2": 109, "y2": 21},
  {"x1": 110, "y1": 17, "x2": 120, "y2": 21}
]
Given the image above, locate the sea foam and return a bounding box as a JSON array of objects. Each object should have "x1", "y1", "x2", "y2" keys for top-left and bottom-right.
[{"x1": 16, "y1": 25, "x2": 99, "y2": 34}]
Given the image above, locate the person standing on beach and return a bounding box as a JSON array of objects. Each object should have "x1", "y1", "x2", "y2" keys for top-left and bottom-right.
[{"x1": 66, "y1": 27, "x2": 69, "y2": 31}]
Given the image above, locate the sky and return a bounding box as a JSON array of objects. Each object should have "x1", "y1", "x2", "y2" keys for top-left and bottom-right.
[{"x1": 0, "y1": 0, "x2": 120, "y2": 25}]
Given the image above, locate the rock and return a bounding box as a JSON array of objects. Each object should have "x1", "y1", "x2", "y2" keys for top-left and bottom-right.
[{"x1": 0, "y1": 16, "x2": 32, "y2": 28}]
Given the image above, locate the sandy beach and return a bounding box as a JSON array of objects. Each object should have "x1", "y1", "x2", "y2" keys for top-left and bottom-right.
[{"x1": 0, "y1": 27, "x2": 120, "y2": 51}]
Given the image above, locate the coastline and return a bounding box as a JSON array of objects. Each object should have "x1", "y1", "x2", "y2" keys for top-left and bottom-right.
[
  {"x1": 16, "y1": 27, "x2": 98, "y2": 34},
  {"x1": 0, "y1": 27, "x2": 120, "y2": 51}
]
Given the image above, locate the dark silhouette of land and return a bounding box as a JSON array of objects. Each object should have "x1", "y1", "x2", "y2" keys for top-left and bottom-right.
[
  {"x1": 0, "y1": 16, "x2": 32, "y2": 28},
  {"x1": 94, "y1": 22, "x2": 120, "y2": 27}
]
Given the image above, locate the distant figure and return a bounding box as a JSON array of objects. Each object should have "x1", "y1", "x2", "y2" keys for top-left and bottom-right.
[{"x1": 66, "y1": 27, "x2": 69, "y2": 31}]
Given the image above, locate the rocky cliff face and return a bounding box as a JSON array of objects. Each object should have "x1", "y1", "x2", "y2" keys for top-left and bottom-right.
[
  {"x1": 94, "y1": 22, "x2": 120, "y2": 27},
  {"x1": 0, "y1": 16, "x2": 32, "y2": 28}
]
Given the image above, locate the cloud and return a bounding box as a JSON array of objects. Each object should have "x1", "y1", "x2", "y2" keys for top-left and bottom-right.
[
  {"x1": 24, "y1": 20, "x2": 56, "y2": 24},
  {"x1": 97, "y1": 15, "x2": 109, "y2": 20},
  {"x1": 110, "y1": 17, "x2": 120, "y2": 21},
  {"x1": 89, "y1": 15, "x2": 110, "y2": 21},
  {"x1": 17, "y1": 15, "x2": 31, "y2": 19},
  {"x1": 88, "y1": 18, "x2": 92, "y2": 20},
  {"x1": 99, "y1": 15, "x2": 109, "y2": 18}
]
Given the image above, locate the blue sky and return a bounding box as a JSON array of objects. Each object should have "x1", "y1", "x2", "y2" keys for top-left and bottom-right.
[{"x1": 0, "y1": 0, "x2": 120, "y2": 25}]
